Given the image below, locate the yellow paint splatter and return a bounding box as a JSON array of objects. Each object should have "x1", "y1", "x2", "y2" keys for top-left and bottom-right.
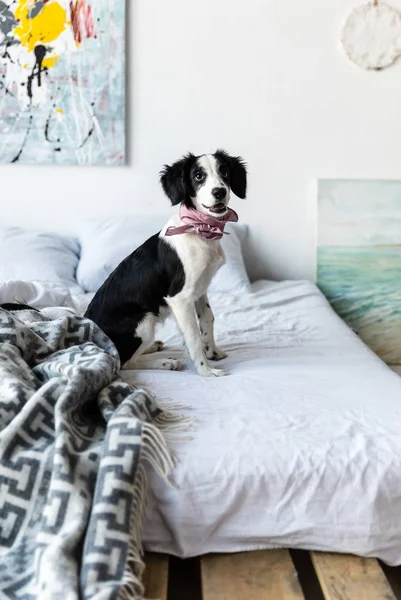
[
  {"x1": 14, "y1": 0, "x2": 67, "y2": 53},
  {"x1": 42, "y1": 56, "x2": 59, "y2": 69},
  {"x1": 56, "y1": 108, "x2": 63, "y2": 113}
]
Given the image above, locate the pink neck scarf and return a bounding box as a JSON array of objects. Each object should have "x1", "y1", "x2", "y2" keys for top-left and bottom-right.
[{"x1": 165, "y1": 203, "x2": 238, "y2": 241}]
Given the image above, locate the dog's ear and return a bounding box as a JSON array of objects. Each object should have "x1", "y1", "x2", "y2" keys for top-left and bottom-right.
[
  {"x1": 160, "y1": 154, "x2": 194, "y2": 206},
  {"x1": 215, "y1": 149, "x2": 247, "y2": 199}
]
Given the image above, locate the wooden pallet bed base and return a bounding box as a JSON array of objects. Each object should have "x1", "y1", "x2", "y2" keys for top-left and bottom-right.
[{"x1": 144, "y1": 550, "x2": 401, "y2": 600}]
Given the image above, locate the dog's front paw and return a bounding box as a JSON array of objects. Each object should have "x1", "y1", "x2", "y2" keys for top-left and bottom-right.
[
  {"x1": 204, "y1": 346, "x2": 228, "y2": 361},
  {"x1": 162, "y1": 358, "x2": 181, "y2": 371},
  {"x1": 210, "y1": 367, "x2": 226, "y2": 377},
  {"x1": 145, "y1": 341, "x2": 165, "y2": 354}
]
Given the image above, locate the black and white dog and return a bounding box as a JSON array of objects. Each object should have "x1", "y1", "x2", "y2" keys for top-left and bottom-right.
[{"x1": 85, "y1": 150, "x2": 247, "y2": 377}]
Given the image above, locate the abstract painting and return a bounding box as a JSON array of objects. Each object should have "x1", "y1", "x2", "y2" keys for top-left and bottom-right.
[
  {"x1": 317, "y1": 179, "x2": 401, "y2": 366},
  {"x1": 0, "y1": 0, "x2": 125, "y2": 165}
]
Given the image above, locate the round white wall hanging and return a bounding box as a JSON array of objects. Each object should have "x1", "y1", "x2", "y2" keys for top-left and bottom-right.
[{"x1": 341, "y1": 0, "x2": 401, "y2": 70}]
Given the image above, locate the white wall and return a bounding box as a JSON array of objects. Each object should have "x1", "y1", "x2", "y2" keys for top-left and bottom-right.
[{"x1": 2, "y1": 0, "x2": 401, "y2": 281}]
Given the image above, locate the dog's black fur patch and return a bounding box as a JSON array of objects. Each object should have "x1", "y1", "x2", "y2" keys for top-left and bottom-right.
[
  {"x1": 85, "y1": 234, "x2": 185, "y2": 364},
  {"x1": 160, "y1": 153, "x2": 197, "y2": 207},
  {"x1": 214, "y1": 149, "x2": 247, "y2": 200}
]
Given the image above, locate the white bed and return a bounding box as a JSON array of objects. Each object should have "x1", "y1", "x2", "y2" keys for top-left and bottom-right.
[
  {"x1": 119, "y1": 280, "x2": 401, "y2": 565},
  {"x1": 1, "y1": 221, "x2": 401, "y2": 566}
]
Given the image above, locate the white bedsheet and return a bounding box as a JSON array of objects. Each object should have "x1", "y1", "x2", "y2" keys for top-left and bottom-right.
[
  {"x1": 12, "y1": 279, "x2": 400, "y2": 563},
  {"x1": 119, "y1": 280, "x2": 401, "y2": 564}
]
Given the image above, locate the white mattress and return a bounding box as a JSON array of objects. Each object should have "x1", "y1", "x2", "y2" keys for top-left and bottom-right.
[{"x1": 120, "y1": 280, "x2": 401, "y2": 565}]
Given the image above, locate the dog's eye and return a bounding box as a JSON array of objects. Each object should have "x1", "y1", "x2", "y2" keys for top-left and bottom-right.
[
  {"x1": 194, "y1": 172, "x2": 204, "y2": 181},
  {"x1": 219, "y1": 166, "x2": 228, "y2": 178}
]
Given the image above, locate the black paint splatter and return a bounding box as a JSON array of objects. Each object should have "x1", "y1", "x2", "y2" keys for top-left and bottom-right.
[
  {"x1": 79, "y1": 123, "x2": 95, "y2": 148},
  {"x1": 0, "y1": 80, "x2": 13, "y2": 96},
  {"x1": 45, "y1": 104, "x2": 58, "y2": 143},
  {"x1": 27, "y1": 44, "x2": 47, "y2": 100},
  {"x1": 1, "y1": 39, "x2": 19, "y2": 65},
  {"x1": 11, "y1": 114, "x2": 33, "y2": 163}
]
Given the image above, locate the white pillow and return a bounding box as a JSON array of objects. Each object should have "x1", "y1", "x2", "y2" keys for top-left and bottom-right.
[
  {"x1": 210, "y1": 222, "x2": 251, "y2": 294},
  {"x1": 76, "y1": 216, "x2": 167, "y2": 293},
  {"x1": 0, "y1": 226, "x2": 81, "y2": 293},
  {"x1": 77, "y1": 216, "x2": 251, "y2": 294}
]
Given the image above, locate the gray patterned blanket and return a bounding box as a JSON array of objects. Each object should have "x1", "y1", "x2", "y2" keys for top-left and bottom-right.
[{"x1": 0, "y1": 307, "x2": 176, "y2": 600}]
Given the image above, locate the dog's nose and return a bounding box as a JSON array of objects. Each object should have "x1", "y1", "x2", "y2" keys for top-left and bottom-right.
[{"x1": 212, "y1": 187, "x2": 227, "y2": 201}]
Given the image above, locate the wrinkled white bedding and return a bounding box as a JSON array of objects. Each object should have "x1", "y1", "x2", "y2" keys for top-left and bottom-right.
[
  {"x1": 0, "y1": 280, "x2": 76, "y2": 309},
  {"x1": 5, "y1": 279, "x2": 401, "y2": 564},
  {"x1": 120, "y1": 280, "x2": 401, "y2": 564}
]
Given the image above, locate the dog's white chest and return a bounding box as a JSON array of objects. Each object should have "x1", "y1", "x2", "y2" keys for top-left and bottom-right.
[
  {"x1": 183, "y1": 236, "x2": 224, "y2": 297},
  {"x1": 163, "y1": 226, "x2": 225, "y2": 299},
  {"x1": 194, "y1": 247, "x2": 224, "y2": 296}
]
